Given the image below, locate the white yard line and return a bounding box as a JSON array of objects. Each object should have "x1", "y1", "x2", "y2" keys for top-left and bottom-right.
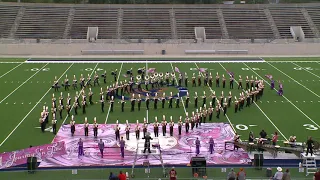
[
  {"x1": 0, "y1": 63, "x2": 49, "y2": 104},
  {"x1": 291, "y1": 62, "x2": 320, "y2": 79},
  {"x1": 0, "y1": 62, "x2": 24, "y2": 79},
  {"x1": 105, "y1": 63, "x2": 123, "y2": 124},
  {"x1": 243, "y1": 62, "x2": 320, "y2": 129},
  {"x1": 266, "y1": 61, "x2": 320, "y2": 98},
  {"x1": 194, "y1": 63, "x2": 237, "y2": 133},
  {"x1": 170, "y1": 62, "x2": 188, "y2": 116},
  {"x1": 218, "y1": 63, "x2": 288, "y2": 141},
  {"x1": 0, "y1": 63, "x2": 74, "y2": 147},
  {"x1": 269, "y1": 61, "x2": 320, "y2": 63}
]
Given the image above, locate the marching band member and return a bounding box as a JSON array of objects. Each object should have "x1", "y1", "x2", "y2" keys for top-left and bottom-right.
[
  {"x1": 249, "y1": 131, "x2": 254, "y2": 142},
  {"x1": 234, "y1": 133, "x2": 240, "y2": 151},
  {"x1": 115, "y1": 120, "x2": 120, "y2": 141},
  {"x1": 137, "y1": 94, "x2": 142, "y2": 111},
  {"x1": 271, "y1": 78, "x2": 275, "y2": 90},
  {"x1": 178, "y1": 117, "x2": 183, "y2": 135},
  {"x1": 64, "y1": 75, "x2": 70, "y2": 91},
  {"x1": 53, "y1": 76, "x2": 59, "y2": 92},
  {"x1": 169, "y1": 116, "x2": 174, "y2": 136},
  {"x1": 162, "y1": 115, "x2": 167, "y2": 136},
  {"x1": 255, "y1": 77, "x2": 259, "y2": 88},
  {"x1": 194, "y1": 92, "x2": 198, "y2": 108},
  {"x1": 88, "y1": 88, "x2": 93, "y2": 105},
  {"x1": 202, "y1": 91, "x2": 206, "y2": 107},
  {"x1": 228, "y1": 91, "x2": 232, "y2": 107},
  {"x1": 175, "y1": 93, "x2": 180, "y2": 108},
  {"x1": 195, "y1": 109, "x2": 199, "y2": 128},
  {"x1": 178, "y1": 73, "x2": 182, "y2": 87},
  {"x1": 98, "y1": 139, "x2": 105, "y2": 158},
  {"x1": 192, "y1": 73, "x2": 196, "y2": 87},
  {"x1": 185, "y1": 113, "x2": 189, "y2": 133},
  {"x1": 220, "y1": 91, "x2": 224, "y2": 106},
  {"x1": 45, "y1": 106, "x2": 49, "y2": 123},
  {"x1": 120, "y1": 96, "x2": 125, "y2": 112},
  {"x1": 223, "y1": 98, "x2": 228, "y2": 116},
  {"x1": 211, "y1": 91, "x2": 216, "y2": 107},
  {"x1": 216, "y1": 103, "x2": 220, "y2": 119},
  {"x1": 52, "y1": 113, "x2": 57, "y2": 135},
  {"x1": 84, "y1": 117, "x2": 89, "y2": 136},
  {"x1": 82, "y1": 97, "x2": 86, "y2": 114},
  {"x1": 197, "y1": 72, "x2": 201, "y2": 86},
  {"x1": 59, "y1": 92, "x2": 64, "y2": 110},
  {"x1": 191, "y1": 112, "x2": 195, "y2": 130},
  {"x1": 93, "y1": 117, "x2": 98, "y2": 138},
  {"x1": 238, "y1": 75, "x2": 243, "y2": 89},
  {"x1": 171, "y1": 72, "x2": 175, "y2": 86},
  {"x1": 195, "y1": 137, "x2": 200, "y2": 155},
  {"x1": 120, "y1": 136, "x2": 125, "y2": 158},
  {"x1": 185, "y1": 92, "x2": 190, "y2": 108},
  {"x1": 250, "y1": 75, "x2": 254, "y2": 89},
  {"x1": 199, "y1": 107, "x2": 203, "y2": 125},
  {"x1": 135, "y1": 120, "x2": 140, "y2": 139},
  {"x1": 161, "y1": 92, "x2": 166, "y2": 109},
  {"x1": 168, "y1": 92, "x2": 173, "y2": 108},
  {"x1": 278, "y1": 80, "x2": 283, "y2": 96},
  {"x1": 203, "y1": 105, "x2": 207, "y2": 123},
  {"x1": 101, "y1": 95, "x2": 104, "y2": 112},
  {"x1": 185, "y1": 72, "x2": 188, "y2": 87},
  {"x1": 73, "y1": 75, "x2": 78, "y2": 90},
  {"x1": 229, "y1": 74, "x2": 234, "y2": 89},
  {"x1": 145, "y1": 93, "x2": 150, "y2": 110},
  {"x1": 222, "y1": 74, "x2": 226, "y2": 88},
  {"x1": 58, "y1": 102, "x2": 63, "y2": 119},
  {"x1": 40, "y1": 112, "x2": 45, "y2": 133},
  {"x1": 70, "y1": 115, "x2": 75, "y2": 136},
  {"x1": 234, "y1": 96, "x2": 239, "y2": 113},
  {"x1": 94, "y1": 71, "x2": 99, "y2": 86},
  {"x1": 125, "y1": 120, "x2": 130, "y2": 140},
  {"x1": 143, "y1": 118, "x2": 148, "y2": 138},
  {"x1": 165, "y1": 72, "x2": 170, "y2": 86},
  {"x1": 86, "y1": 74, "x2": 92, "y2": 87},
  {"x1": 102, "y1": 70, "x2": 107, "y2": 84},
  {"x1": 272, "y1": 132, "x2": 278, "y2": 146},
  {"x1": 208, "y1": 103, "x2": 213, "y2": 121},
  {"x1": 209, "y1": 137, "x2": 215, "y2": 154},
  {"x1": 246, "y1": 76, "x2": 250, "y2": 90},
  {"x1": 246, "y1": 91, "x2": 251, "y2": 107},
  {"x1": 74, "y1": 96, "x2": 78, "y2": 115},
  {"x1": 154, "y1": 93, "x2": 158, "y2": 109},
  {"x1": 52, "y1": 93, "x2": 56, "y2": 108},
  {"x1": 209, "y1": 72, "x2": 213, "y2": 87},
  {"x1": 80, "y1": 74, "x2": 85, "y2": 89},
  {"x1": 110, "y1": 96, "x2": 114, "y2": 112},
  {"x1": 154, "y1": 117, "x2": 159, "y2": 137}
]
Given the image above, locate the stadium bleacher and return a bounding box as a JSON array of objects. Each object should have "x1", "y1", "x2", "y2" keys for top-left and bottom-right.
[{"x1": 1, "y1": 3, "x2": 320, "y2": 41}]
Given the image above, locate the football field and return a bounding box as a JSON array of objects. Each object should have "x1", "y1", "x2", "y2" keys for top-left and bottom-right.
[{"x1": 0, "y1": 56, "x2": 320, "y2": 155}]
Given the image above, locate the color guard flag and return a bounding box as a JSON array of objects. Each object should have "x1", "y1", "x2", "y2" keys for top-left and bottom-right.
[
  {"x1": 175, "y1": 67, "x2": 180, "y2": 73},
  {"x1": 227, "y1": 70, "x2": 234, "y2": 77},
  {"x1": 198, "y1": 68, "x2": 206, "y2": 73},
  {"x1": 147, "y1": 68, "x2": 156, "y2": 73},
  {"x1": 265, "y1": 74, "x2": 273, "y2": 80}
]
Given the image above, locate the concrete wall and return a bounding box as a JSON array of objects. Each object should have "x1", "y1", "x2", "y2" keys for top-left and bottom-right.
[{"x1": 0, "y1": 43, "x2": 319, "y2": 56}]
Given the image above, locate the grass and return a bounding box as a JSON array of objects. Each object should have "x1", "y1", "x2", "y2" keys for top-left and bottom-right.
[{"x1": 0, "y1": 57, "x2": 319, "y2": 179}]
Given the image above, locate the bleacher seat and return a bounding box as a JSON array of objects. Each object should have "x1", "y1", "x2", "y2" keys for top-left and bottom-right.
[{"x1": 0, "y1": 5, "x2": 19, "y2": 38}]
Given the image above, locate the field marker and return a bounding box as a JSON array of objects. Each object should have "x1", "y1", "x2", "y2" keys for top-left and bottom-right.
[
  {"x1": 195, "y1": 63, "x2": 237, "y2": 133},
  {"x1": 170, "y1": 62, "x2": 187, "y2": 116},
  {"x1": 0, "y1": 63, "x2": 74, "y2": 147},
  {"x1": 281, "y1": 101, "x2": 284, "y2": 103},
  {"x1": 266, "y1": 61, "x2": 320, "y2": 98},
  {"x1": 4, "y1": 81, "x2": 6, "y2": 83},
  {"x1": 244, "y1": 62, "x2": 320, "y2": 129},
  {"x1": 311, "y1": 101, "x2": 313, "y2": 103},
  {"x1": 0, "y1": 63, "x2": 49, "y2": 104},
  {"x1": 292, "y1": 62, "x2": 320, "y2": 79},
  {"x1": 274, "y1": 101, "x2": 277, "y2": 103},
  {"x1": 6, "y1": 102, "x2": 8, "y2": 105},
  {"x1": 219, "y1": 62, "x2": 288, "y2": 140},
  {"x1": 29, "y1": 102, "x2": 31, "y2": 104},
  {"x1": 303, "y1": 101, "x2": 306, "y2": 103},
  {"x1": 21, "y1": 102, "x2": 23, "y2": 104},
  {"x1": 105, "y1": 63, "x2": 123, "y2": 124},
  {"x1": 267, "y1": 101, "x2": 269, "y2": 103},
  {"x1": 260, "y1": 101, "x2": 262, "y2": 103},
  {"x1": 0, "y1": 62, "x2": 24, "y2": 79}
]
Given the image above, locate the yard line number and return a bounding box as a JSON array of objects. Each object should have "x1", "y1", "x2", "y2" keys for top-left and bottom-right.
[
  {"x1": 294, "y1": 67, "x2": 314, "y2": 70},
  {"x1": 30, "y1": 68, "x2": 50, "y2": 71},
  {"x1": 236, "y1": 124, "x2": 248, "y2": 131},
  {"x1": 242, "y1": 68, "x2": 261, "y2": 71},
  {"x1": 84, "y1": 68, "x2": 104, "y2": 71},
  {"x1": 303, "y1": 124, "x2": 318, "y2": 131}
]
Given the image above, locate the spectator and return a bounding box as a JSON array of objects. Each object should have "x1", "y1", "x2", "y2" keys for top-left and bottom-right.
[
  {"x1": 314, "y1": 169, "x2": 320, "y2": 180},
  {"x1": 109, "y1": 172, "x2": 118, "y2": 180},
  {"x1": 118, "y1": 171, "x2": 126, "y2": 180},
  {"x1": 169, "y1": 167, "x2": 177, "y2": 180},
  {"x1": 272, "y1": 132, "x2": 278, "y2": 145},
  {"x1": 227, "y1": 168, "x2": 236, "y2": 180},
  {"x1": 273, "y1": 167, "x2": 283, "y2": 180},
  {"x1": 282, "y1": 169, "x2": 291, "y2": 180},
  {"x1": 237, "y1": 168, "x2": 246, "y2": 180}
]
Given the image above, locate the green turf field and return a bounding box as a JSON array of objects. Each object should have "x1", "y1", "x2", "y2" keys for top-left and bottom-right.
[
  {"x1": 0, "y1": 57, "x2": 320, "y2": 179},
  {"x1": 0, "y1": 57, "x2": 320, "y2": 153}
]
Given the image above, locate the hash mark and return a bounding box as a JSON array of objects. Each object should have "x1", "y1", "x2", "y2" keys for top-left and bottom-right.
[
  {"x1": 260, "y1": 101, "x2": 262, "y2": 103},
  {"x1": 267, "y1": 101, "x2": 269, "y2": 103},
  {"x1": 29, "y1": 102, "x2": 31, "y2": 104},
  {"x1": 313, "y1": 80, "x2": 315, "y2": 82},
  {"x1": 281, "y1": 101, "x2": 284, "y2": 103},
  {"x1": 296, "y1": 101, "x2": 298, "y2": 103},
  {"x1": 14, "y1": 102, "x2": 16, "y2": 104},
  {"x1": 303, "y1": 101, "x2": 306, "y2": 103},
  {"x1": 6, "y1": 102, "x2": 8, "y2": 104},
  {"x1": 37, "y1": 81, "x2": 39, "y2": 83},
  {"x1": 311, "y1": 101, "x2": 313, "y2": 103},
  {"x1": 306, "y1": 80, "x2": 309, "y2": 82},
  {"x1": 4, "y1": 81, "x2": 6, "y2": 83},
  {"x1": 31, "y1": 81, "x2": 32, "y2": 83},
  {"x1": 274, "y1": 101, "x2": 277, "y2": 103},
  {"x1": 11, "y1": 81, "x2": 13, "y2": 83},
  {"x1": 44, "y1": 102, "x2": 46, "y2": 104}
]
